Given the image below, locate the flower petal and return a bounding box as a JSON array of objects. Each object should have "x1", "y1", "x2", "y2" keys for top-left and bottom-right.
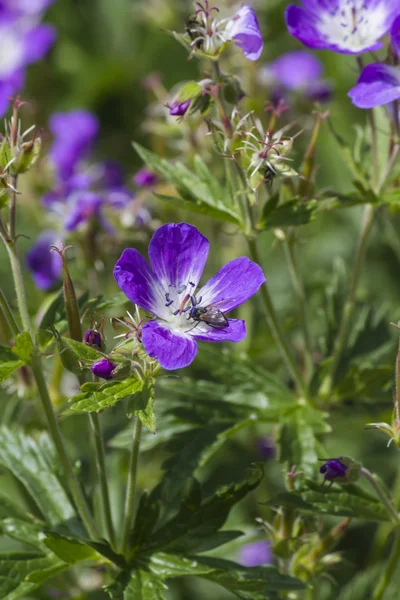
[
  {"x1": 226, "y1": 5, "x2": 263, "y2": 61},
  {"x1": 348, "y1": 63, "x2": 400, "y2": 108},
  {"x1": 192, "y1": 318, "x2": 246, "y2": 343},
  {"x1": 391, "y1": 14, "x2": 400, "y2": 60},
  {"x1": 267, "y1": 50, "x2": 323, "y2": 90},
  {"x1": 24, "y1": 24, "x2": 56, "y2": 63},
  {"x1": 285, "y1": 5, "x2": 328, "y2": 50},
  {"x1": 114, "y1": 248, "x2": 160, "y2": 314},
  {"x1": 64, "y1": 191, "x2": 103, "y2": 231},
  {"x1": 197, "y1": 257, "x2": 266, "y2": 313},
  {"x1": 148, "y1": 222, "x2": 209, "y2": 291},
  {"x1": 142, "y1": 320, "x2": 198, "y2": 370},
  {"x1": 26, "y1": 231, "x2": 63, "y2": 290}
]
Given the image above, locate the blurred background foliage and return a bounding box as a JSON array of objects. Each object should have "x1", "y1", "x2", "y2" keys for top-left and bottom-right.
[{"x1": 1, "y1": 0, "x2": 400, "y2": 598}]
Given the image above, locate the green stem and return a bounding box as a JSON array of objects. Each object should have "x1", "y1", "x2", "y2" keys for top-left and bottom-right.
[
  {"x1": 9, "y1": 175, "x2": 17, "y2": 241},
  {"x1": 372, "y1": 536, "x2": 400, "y2": 600},
  {"x1": 121, "y1": 416, "x2": 143, "y2": 556},
  {"x1": 283, "y1": 234, "x2": 313, "y2": 381},
  {"x1": 2, "y1": 238, "x2": 99, "y2": 539},
  {"x1": 361, "y1": 468, "x2": 399, "y2": 524},
  {"x1": 318, "y1": 203, "x2": 375, "y2": 398},
  {"x1": 89, "y1": 413, "x2": 116, "y2": 549},
  {"x1": 0, "y1": 287, "x2": 20, "y2": 336},
  {"x1": 247, "y1": 236, "x2": 309, "y2": 399}
]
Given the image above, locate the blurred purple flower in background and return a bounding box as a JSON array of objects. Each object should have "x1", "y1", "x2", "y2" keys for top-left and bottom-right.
[
  {"x1": 26, "y1": 231, "x2": 62, "y2": 290},
  {"x1": 114, "y1": 223, "x2": 265, "y2": 370},
  {"x1": 133, "y1": 168, "x2": 158, "y2": 188},
  {"x1": 44, "y1": 110, "x2": 133, "y2": 232},
  {"x1": 257, "y1": 436, "x2": 276, "y2": 460},
  {"x1": 238, "y1": 541, "x2": 272, "y2": 567},
  {"x1": 285, "y1": 0, "x2": 400, "y2": 54},
  {"x1": 348, "y1": 16, "x2": 400, "y2": 108},
  {"x1": 260, "y1": 50, "x2": 332, "y2": 103},
  {"x1": 0, "y1": 0, "x2": 55, "y2": 116},
  {"x1": 168, "y1": 99, "x2": 191, "y2": 117}
]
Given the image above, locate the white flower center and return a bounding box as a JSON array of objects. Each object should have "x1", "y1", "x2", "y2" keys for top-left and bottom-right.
[{"x1": 317, "y1": 0, "x2": 389, "y2": 52}]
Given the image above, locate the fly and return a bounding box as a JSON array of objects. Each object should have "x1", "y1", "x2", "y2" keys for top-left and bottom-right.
[{"x1": 185, "y1": 296, "x2": 229, "y2": 333}]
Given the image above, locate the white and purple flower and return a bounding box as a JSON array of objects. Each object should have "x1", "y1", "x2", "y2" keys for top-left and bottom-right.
[
  {"x1": 0, "y1": 1, "x2": 55, "y2": 116},
  {"x1": 114, "y1": 223, "x2": 265, "y2": 370},
  {"x1": 285, "y1": 0, "x2": 400, "y2": 54},
  {"x1": 187, "y1": 2, "x2": 263, "y2": 61},
  {"x1": 348, "y1": 15, "x2": 400, "y2": 108}
]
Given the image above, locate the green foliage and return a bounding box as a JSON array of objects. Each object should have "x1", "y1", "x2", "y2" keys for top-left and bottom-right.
[
  {"x1": 133, "y1": 143, "x2": 242, "y2": 225},
  {"x1": 0, "y1": 345, "x2": 24, "y2": 383},
  {"x1": 63, "y1": 377, "x2": 144, "y2": 416}
]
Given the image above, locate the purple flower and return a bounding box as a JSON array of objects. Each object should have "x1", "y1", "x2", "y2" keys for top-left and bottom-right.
[
  {"x1": 26, "y1": 231, "x2": 63, "y2": 290},
  {"x1": 238, "y1": 541, "x2": 272, "y2": 567},
  {"x1": 114, "y1": 223, "x2": 265, "y2": 370},
  {"x1": 169, "y1": 99, "x2": 191, "y2": 117},
  {"x1": 84, "y1": 329, "x2": 103, "y2": 350},
  {"x1": 348, "y1": 16, "x2": 400, "y2": 108},
  {"x1": 0, "y1": 0, "x2": 55, "y2": 18},
  {"x1": 0, "y1": 14, "x2": 55, "y2": 116},
  {"x1": 133, "y1": 168, "x2": 158, "y2": 188},
  {"x1": 257, "y1": 436, "x2": 276, "y2": 460},
  {"x1": 319, "y1": 458, "x2": 348, "y2": 481},
  {"x1": 49, "y1": 110, "x2": 99, "y2": 181},
  {"x1": 285, "y1": 0, "x2": 400, "y2": 54},
  {"x1": 225, "y1": 5, "x2": 263, "y2": 61},
  {"x1": 260, "y1": 50, "x2": 332, "y2": 103},
  {"x1": 91, "y1": 358, "x2": 116, "y2": 380}
]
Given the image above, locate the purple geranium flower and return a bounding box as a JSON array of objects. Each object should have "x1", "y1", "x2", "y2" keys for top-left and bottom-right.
[
  {"x1": 114, "y1": 223, "x2": 265, "y2": 370},
  {"x1": 0, "y1": 0, "x2": 55, "y2": 18},
  {"x1": 0, "y1": 6, "x2": 55, "y2": 117},
  {"x1": 238, "y1": 541, "x2": 272, "y2": 567},
  {"x1": 260, "y1": 50, "x2": 332, "y2": 103},
  {"x1": 225, "y1": 5, "x2": 263, "y2": 61},
  {"x1": 49, "y1": 110, "x2": 99, "y2": 181},
  {"x1": 285, "y1": 0, "x2": 400, "y2": 54},
  {"x1": 26, "y1": 231, "x2": 63, "y2": 290},
  {"x1": 348, "y1": 16, "x2": 400, "y2": 108},
  {"x1": 133, "y1": 169, "x2": 158, "y2": 188}
]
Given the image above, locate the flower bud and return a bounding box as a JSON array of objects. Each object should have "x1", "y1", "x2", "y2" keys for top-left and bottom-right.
[
  {"x1": 84, "y1": 329, "x2": 103, "y2": 351},
  {"x1": 133, "y1": 168, "x2": 158, "y2": 188},
  {"x1": 319, "y1": 456, "x2": 361, "y2": 484},
  {"x1": 169, "y1": 99, "x2": 191, "y2": 116},
  {"x1": 12, "y1": 137, "x2": 41, "y2": 174},
  {"x1": 92, "y1": 358, "x2": 116, "y2": 380}
]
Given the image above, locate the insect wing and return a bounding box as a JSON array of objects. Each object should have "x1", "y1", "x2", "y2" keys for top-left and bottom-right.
[{"x1": 200, "y1": 308, "x2": 228, "y2": 327}]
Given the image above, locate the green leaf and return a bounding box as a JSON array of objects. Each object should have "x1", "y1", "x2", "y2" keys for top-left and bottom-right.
[
  {"x1": 150, "y1": 554, "x2": 304, "y2": 598},
  {"x1": 38, "y1": 289, "x2": 64, "y2": 330},
  {"x1": 146, "y1": 464, "x2": 263, "y2": 553},
  {"x1": 106, "y1": 569, "x2": 167, "y2": 600},
  {"x1": 63, "y1": 377, "x2": 144, "y2": 416},
  {"x1": 0, "y1": 345, "x2": 23, "y2": 383},
  {"x1": 62, "y1": 338, "x2": 103, "y2": 361},
  {"x1": 0, "y1": 494, "x2": 29, "y2": 521},
  {"x1": 43, "y1": 532, "x2": 104, "y2": 564},
  {"x1": 0, "y1": 427, "x2": 75, "y2": 527},
  {"x1": 259, "y1": 199, "x2": 318, "y2": 230},
  {"x1": 136, "y1": 380, "x2": 156, "y2": 433},
  {"x1": 12, "y1": 331, "x2": 33, "y2": 363},
  {"x1": 266, "y1": 485, "x2": 389, "y2": 521},
  {"x1": 0, "y1": 550, "x2": 66, "y2": 600},
  {"x1": 175, "y1": 81, "x2": 202, "y2": 102},
  {"x1": 133, "y1": 143, "x2": 241, "y2": 225},
  {"x1": 278, "y1": 406, "x2": 330, "y2": 477}
]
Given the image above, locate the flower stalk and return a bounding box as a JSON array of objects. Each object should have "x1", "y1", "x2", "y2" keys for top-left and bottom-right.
[{"x1": 121, "y1": 415, "x2": 143, "y2": 556}]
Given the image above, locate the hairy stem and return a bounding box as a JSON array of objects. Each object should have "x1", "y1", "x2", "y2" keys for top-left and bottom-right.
[
  {"x1": 121, "y1": 416, "x2": 143, "y2": 555},
  {"x1": 0, "y1": 287, "x2": 20, "y2": 336},
  {"x1": 361, "y1": 468, "x2": 399, "y2": 524},
  {"x1": 89, "y1": 413, "x2": 116, "y2": 549},
  {"x1": 372, "y1": 536, "x2": 400, "y2": 600}
]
